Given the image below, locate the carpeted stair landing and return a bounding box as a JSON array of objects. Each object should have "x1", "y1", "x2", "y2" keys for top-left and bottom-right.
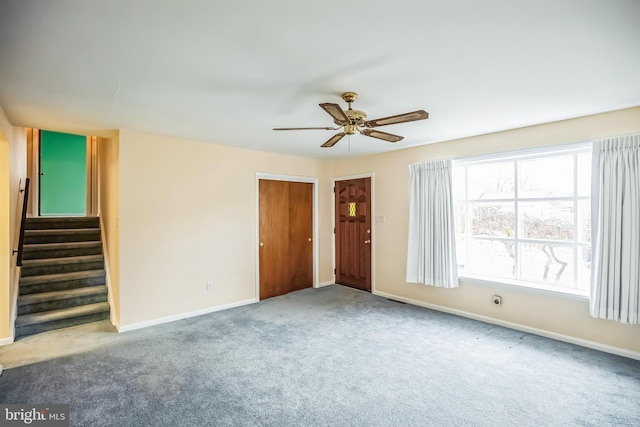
[{"x1": 15, "y1": 216, "x2": 110, "y2": 338}]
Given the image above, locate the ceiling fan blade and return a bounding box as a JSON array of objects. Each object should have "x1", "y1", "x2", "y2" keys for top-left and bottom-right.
[
  {"x1": 360, "y1": 128, "x2": 404, "y2": 143},
  {"x1": 321, "y1": 132, "x2": 346, "y2": 148},
  {"x1": 364, "y1": 110, "x2": 429, "y2": 128},
  {"x1": 273, "y1": 127, "x2": 337, "y2": 131},
  {"x1": 319, "y1": 103, "x2": 350, "y2": 125}
]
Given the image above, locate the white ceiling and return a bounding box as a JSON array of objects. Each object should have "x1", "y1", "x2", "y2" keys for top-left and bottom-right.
[{"x1": 1, "y1": 0, "x2": 639, "y2": 159}]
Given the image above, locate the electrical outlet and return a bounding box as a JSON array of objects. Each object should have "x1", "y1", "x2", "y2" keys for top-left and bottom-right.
[
  {"x1": 206, "y1": 282, "x2": 213, "y2": 292},
  {"x1": 492, "y1": 295, "x2": 502, "y2": 306}
]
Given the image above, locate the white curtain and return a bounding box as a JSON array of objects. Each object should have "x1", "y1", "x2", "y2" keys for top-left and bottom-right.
[
  {"x1": 406, "y1": 160, "x2": 458, "y2": 288},
  {"x1": 590, "y1": 134, "x2": 640, "y2": 323}
]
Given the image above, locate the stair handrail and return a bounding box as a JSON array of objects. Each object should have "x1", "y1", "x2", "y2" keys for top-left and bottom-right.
[{"x1": 13, "y1": 177, "x2": 30, "y2": 267}]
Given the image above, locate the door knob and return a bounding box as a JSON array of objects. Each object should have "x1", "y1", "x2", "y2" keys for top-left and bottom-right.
[
  {"x1": 364, "y1": 240, "x2": 371, "y2": 244},
  {"x1": 260, "y1": 242, "x2": 264, "y2": 247},
  {"x1": 308, "y1": 238, "x2": 312, "y2": 242}
]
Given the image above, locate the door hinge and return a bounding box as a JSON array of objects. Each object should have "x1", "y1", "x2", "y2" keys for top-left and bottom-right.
[
  {"x1": 334, "y1": 268, "x2": 336, "y2": 275},
  {"x1": 333, "y1": 187, "x2": 335, "y2": 193},
  {"x1": 333, "y1": 227, "x2": 335, "y2": 233}
]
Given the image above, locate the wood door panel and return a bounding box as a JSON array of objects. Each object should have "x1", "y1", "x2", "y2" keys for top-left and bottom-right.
[
  {"x1": 335, "y1": 178, "x2": 371, "y2": 291},
  {"x1": 259, "y1": 180, "x2": 289, "y2": 300},
  {"x1": 348, "y1": 222, "x2": 359, "y2": 275},
  {"x1": 288, "y1": 182, "x2": 313, "y2": 291}
]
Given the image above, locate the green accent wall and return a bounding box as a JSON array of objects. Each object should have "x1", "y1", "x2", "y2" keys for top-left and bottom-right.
[{"x1": 40, "y1": 130, "x2": 87, "y2": 216}]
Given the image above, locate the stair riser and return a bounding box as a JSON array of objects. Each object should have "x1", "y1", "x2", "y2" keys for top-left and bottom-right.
[
  {"x1": 23, "y1": 246, "x2": 102, "y2": 260},
  {"x1": 21, "y1": 260, "x2": 105, "y2": 277},
  {"x1": 24, "y1": 232, "x2": 101, "y2": 244},
  {"x1": 15, "y1": 311, "x2": 110, "y2": 338},
  {"x1": 20, "y1": 275, "x2": 106, "y2": 295},
  {"x1": 18, "y1": 293, "x2": 108, "y2": 315},
  {"x1": 25, "y1": 218, "x2": 100, "y2": 230}
]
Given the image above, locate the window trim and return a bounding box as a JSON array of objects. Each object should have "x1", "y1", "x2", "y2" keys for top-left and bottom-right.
[{"x1": 453, "y1": 142, "x2": 592, "y2": 296}]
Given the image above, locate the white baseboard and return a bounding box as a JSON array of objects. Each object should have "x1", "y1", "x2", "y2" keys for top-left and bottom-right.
[
  {"x1": 373, "y1": 290, "x2": 640, "y2": 361},
  {"x1": 0, "y1": 336, "x2": 15, "y2": 347},
  {"x1": 317, "y1": 281, "x2": 335, "y2": 288},
  {"x1": 117, "y1": 298, "x2": 258, "y2": 333}
]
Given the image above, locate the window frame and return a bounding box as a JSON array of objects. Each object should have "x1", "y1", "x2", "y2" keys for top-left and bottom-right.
[{"x1": 453, "y1": 142, "x2": 592, "y2": 299}]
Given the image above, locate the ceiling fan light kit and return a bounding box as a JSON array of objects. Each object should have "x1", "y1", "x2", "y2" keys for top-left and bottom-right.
[{"x1": 274, "y1": 92, "x2": 429, "y2": 148}]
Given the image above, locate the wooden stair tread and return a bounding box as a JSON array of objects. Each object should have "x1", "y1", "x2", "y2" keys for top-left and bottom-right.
[
  {"x1": 15, "y1": 302, "x2": 111, "y2": 327},
  {"x1": 18, "y1": 286, "x2": 108, "y2": 306}
]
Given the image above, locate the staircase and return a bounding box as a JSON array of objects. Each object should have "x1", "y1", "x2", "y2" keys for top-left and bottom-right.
[{"x1": 15, "y1": 216, "x2": 111, "y2": 338}]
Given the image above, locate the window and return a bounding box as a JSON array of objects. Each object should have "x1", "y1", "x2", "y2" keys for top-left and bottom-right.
[{"x1": 453, "y1": 144, "x2": 591, "y2": 295}]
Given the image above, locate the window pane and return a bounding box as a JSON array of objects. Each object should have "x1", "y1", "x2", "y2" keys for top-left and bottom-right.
[
  {"x1": 456, "y1": 236, "x2": 467, "y2": 272},
  {"x1": 519, "y1": 156, "x2": 573, "y2": 198},
  {"x1": 468, "y1": 162, "x2": 513, "y2": 199},
  {"x1": 577, "y1": 245, "x2": 591, "y2": 291},
  {"x1": 467, "y1": 239, "x2": 515, "y2": 279},
  {"x1": 454, "y1": 201, "x2": 466, "y2": 234},
  {"x1": 519, "y1": 243, "x2": 574, "y2": 286},
  {"x1": 578, "y1": 200, "x2": 591, "y2": 243},
  {"x1": 452, "y1": 165, "x2": 466, "y2": 201},
  {"x1": 577, "y1": 152, "x2": 591, "y2": 197},
  {"x1": 471, "y1": 202, "x2": 514, "y2": 237},
  {"x1": 520, "y1": 201, "x2": 574, "y2": 241}
]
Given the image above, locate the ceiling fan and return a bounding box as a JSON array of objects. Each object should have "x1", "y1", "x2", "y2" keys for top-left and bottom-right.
[{"x1": 273, "y1": 92, "x2": 429, "y2": 147}]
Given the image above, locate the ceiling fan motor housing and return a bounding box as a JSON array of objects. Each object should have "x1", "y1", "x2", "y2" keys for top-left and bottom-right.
[{"x1": 336, "y1": 109, "x2": 367, "y2": 131}]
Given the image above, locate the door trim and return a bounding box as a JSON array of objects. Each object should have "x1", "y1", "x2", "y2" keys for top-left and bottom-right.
[
  {"x1": 332, "y1": 173, "x2": 375, "y2": 293},
  {"x1": 255, "y1": 173, "x2": 319, "y2": 300}
]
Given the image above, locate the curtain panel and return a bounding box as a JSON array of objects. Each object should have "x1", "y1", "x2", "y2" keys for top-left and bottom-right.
[
  {"x1": 406, "y1": 160, "x2": 458, "y2": 288},
  {"x1": 591, "y1": 134, "x2": 640, "y2": 323}
]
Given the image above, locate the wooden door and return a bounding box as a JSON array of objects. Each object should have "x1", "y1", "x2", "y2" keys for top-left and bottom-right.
[
  {"x1": 259, "y1": 180, "x2": 313, "y2": 300},
  {"x1": 288, "y1": 182, "x2": 313, "y2": 291},
  {"x1": 335, "y1": 177, "x2": 372, "y2": 291},
  {"x1": 259, "y1": 180, "x2": 289, "y2": 300}
]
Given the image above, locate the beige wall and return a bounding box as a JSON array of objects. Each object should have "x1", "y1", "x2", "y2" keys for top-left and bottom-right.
[
  {"x1": 117, "y1": 130, "x2": 330, "y2": 327},
  {"x1": 327, "y1": 106, "x2": 640, "y2": 355},
  {"x1": 98, "y1": 132, "x2": 121, "y2": 325},
  {"x1": 0, "y1": 106, "x2": 26, "y2": 342}
]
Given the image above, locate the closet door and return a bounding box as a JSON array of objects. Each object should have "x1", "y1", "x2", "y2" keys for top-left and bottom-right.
[
  {"x1": 259, "y1": 180, "x2": 313, "y2": 300},
  {"x1": 288, "y1": 182, "x2": 313, "y2": 291},
  {"x1": 259, "y1": 180, "x2": 290, "y2": 300}
]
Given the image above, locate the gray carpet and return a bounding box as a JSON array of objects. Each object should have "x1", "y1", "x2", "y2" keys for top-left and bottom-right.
[{"x1": 1, "y1": 285, "x2": 639, "y2": 426}]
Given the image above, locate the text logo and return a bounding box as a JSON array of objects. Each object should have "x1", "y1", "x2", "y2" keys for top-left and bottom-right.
[{"x1": 1, "y1": 405, "x2": 69, "y2": 426}]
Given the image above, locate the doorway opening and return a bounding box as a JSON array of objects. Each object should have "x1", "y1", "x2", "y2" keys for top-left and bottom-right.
[{"x1": 26, "y1": 129, "x2": 98, "y2": 217}]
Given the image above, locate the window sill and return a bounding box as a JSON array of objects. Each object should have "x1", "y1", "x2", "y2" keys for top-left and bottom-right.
[{"x1": 459, "y1": 274, "x2": 590, "y2": 302}]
